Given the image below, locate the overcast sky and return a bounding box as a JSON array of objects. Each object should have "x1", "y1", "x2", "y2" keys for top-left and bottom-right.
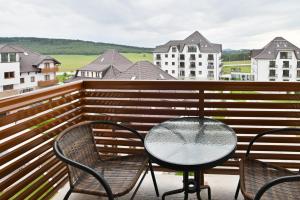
[{"x1": 0, "y1": 0, "x2": 299, "y2": 49}]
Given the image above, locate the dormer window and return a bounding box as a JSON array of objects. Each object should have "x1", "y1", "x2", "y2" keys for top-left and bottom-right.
[
  {"x1": 1, "y1": 53, "x2": 8, "y2": 63},
  {"x1": 187, "y1": 46, "x2": 197, "y2": 53},
  {"x1": 171, "y1": 47, "x2": 177, "y2": 52},
  {"x1": 9, "y1": 53, "x2": 16, "y2": 62},
  {"x1": 45, "y1": 63, "x2": 50, "y2": 68}
]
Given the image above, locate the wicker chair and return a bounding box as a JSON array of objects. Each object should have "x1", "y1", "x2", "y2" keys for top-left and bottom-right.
[
  {"x1": 235, "y1": 128, "x2": 300, "y2": 200},
  {"x1": 53, "y1": 120, "x2": 159, "y2": 200}
]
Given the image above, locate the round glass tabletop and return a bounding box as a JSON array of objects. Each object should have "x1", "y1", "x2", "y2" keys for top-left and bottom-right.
[{"x1": 144, "y1": 117, "x2": 237, "y2": 170}]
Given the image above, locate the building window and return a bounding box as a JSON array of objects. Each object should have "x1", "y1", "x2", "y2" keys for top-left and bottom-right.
[
  {"x1": 179, "y1": 54, "x2": 185, "y2": 60},
  {"x1": 269, "y1": 61, "x2": 275, "y2": 68},
  {"x1": 81, "y1": 71, "x2": 85, "y2": 77},
  {"x1": 44, "y1": 74, "x2": 50, "y2": 81},
  {"x1": 283, "y1": 61, "x2": 289, "y2": 68},
  {"x1": 190, "y1": 54, "x2": 196, "y2": 60},
  {"x1": 3, "y1": 84, "x2": 13, "y2": 90},
  {"x1": 187, "y1": 46, "x2": 197, "y2": 52},
  {"x1": 208, "y1": 71, "x2": 214, "y2": 78},
  {"x1": 269, "y1": 70, "x2": 276, "y2": 77},
  {"x1": 165, "y1": 70, "x2": 168, "y2": 73},
  {"x1": 280, "y1": 52, "x2": 293, "y2": 59},
  {"x1": 172, "y1": 54, "x2": 175, "y2": 58},
  {"x1": 190, "y1": 62, "x2": 196, "y2": 68},
  {"x1": 45, "y1": 63, "x2": 50, "y2": 68},
  {"x1": 171, "y1": 47, "x2": 177, "y2": 52},
  {"x1": 4, "y1": 72, "x2": 15, "y2": 79},
  {"x1": 297, "y1": 70, "x2": 300, "y2": 78},
  {"x1": 179, "y1": 71, "x2": 185, "y2": 76},
  {"x1": 165, "y1": 54, "x2": 168, "y2": 58},
  {"x1": 156, "y1": 62, "x2": 161, "y2": 66},
  {"x1": 20, "y1": 78, "x2": 25, "y2": 84},
  {"x1": 172, "y1": 62, "x2": 175, "y2": 66},
  {"x1": 208, "y1": 64, "x2": 214, "y2": 69},
  {"x1": 297, "y1": 61, "x2": 300, "y2": 68},
  {"x1": 208, "y1": 54, "x2": 214, "y2": 60},
  {"x1": 199, "y1": 71, "x2": 202, "y2": 75},
  {"x1": 283, "y1": 70, "x2": 290, "y2": 78},
  {"x1": 199, "y1": 62, "x2": 202, "y2": 66},
  {"x1": 190, "y1": 71, "x2": 196, "y2": 77},
  {"x1": 180, "y1": 62, "x2": 185, "y2": 68},
  {"x1": 95, "y1": 72, "x2": 100, "y2": 77},
  {"x1": 9, "y1": 53, "x2": 16, "y2": 62},
  {"x1": 165, "y1": 62, "x2": 168, "y2": 65},
  {"x1": 1, "y1": 53, "x2": 8, "y2": 62},
  {"x1": 172, "y1": 70, "x2": 175, "y2": 74},
  {"x1": 199, "y1": 54, "x2": 202, "y2": 58},
  {"x1": 31, "y1": 76, "x2": 35, "y2": 82},
  {"x1": 156, "y1": 54, "x2": 161, "y2": 60}
]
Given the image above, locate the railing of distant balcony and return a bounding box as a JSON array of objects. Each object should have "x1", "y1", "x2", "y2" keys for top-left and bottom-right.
[{"x1": 1, "y1": 80, "x2": 300, "y2": 199}]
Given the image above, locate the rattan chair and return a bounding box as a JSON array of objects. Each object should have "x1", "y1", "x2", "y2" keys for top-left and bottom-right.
[
  {"x1": 235, "y1": 128, "x2": 300, "y2": 200},
  {"x1": 53, "y1": 120, "x2": 159, "y2": 200}
]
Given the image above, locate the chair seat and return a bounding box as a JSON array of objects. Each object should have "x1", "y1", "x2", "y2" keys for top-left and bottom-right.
[
  {"x1": 240, "y1": 158, "x2": 300, "y2": 200},
  {"x1": 73, "y1": 154, "x2": 148, "y2": 197}
]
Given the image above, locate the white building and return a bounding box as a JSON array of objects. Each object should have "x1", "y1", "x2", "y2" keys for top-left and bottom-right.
[
  {"x1": 0, "y1": 44, "x2": 60, "y2": 98},
  {"x1": 251, "y1": 37, "x2": 300, "y2": 82},
  {"x1": 153, "y1": 31, "x2": 222, "y2": 80}
]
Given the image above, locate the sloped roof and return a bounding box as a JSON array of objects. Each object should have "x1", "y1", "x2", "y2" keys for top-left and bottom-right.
[
  {"x1": 0, "y1": 44, "x2": 60, "y2": 72},
  {"x1": 153, "y1": 31, "x2": 222, "y2": 53},
  {"x1": 116, "y1": 61, "x2": 176, "y2": 80},
  {"x1": 251, "y1": 37, "x2": 300, "y2": 60},
  {"x1": 78, "y1": 49, "x2": 132, "y2": 72}
]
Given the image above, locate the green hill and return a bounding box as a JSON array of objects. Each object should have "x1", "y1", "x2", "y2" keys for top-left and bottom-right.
[{"x1": 0, "y1": 37, "x2": 153, "y2": 55}]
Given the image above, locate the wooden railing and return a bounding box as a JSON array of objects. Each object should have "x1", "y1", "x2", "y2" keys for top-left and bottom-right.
[
  {"x1": 1, "y1": 80, "x2": 300, "y2": 199},
  {"x1": 41, "y1": 67, "x2": 59, "y2": 73},
  {"x1": 37, "y1": 79, "x2": 59, "y2": 87}
]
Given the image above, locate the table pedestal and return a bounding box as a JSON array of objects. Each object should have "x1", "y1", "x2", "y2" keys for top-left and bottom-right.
[{"x1": 162, "y1": 171, "x2": 211, "y2": 200}]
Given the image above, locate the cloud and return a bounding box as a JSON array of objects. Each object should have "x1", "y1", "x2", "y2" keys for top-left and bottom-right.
[{"x1": 0, "y1": 0, "x2": 299, "y2": 49}]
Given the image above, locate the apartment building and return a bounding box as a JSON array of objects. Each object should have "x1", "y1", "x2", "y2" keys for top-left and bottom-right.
[
  {"x1": 0, "y1": 44, "x2": 60, "y2": 98},
  {"x1": 153, "y1": 31, "x2": 222, "y2": 80},
  {"x1": 251, "y1": 37, "x2": 300, "y2": 81},
  {"x1": 67, "y1": 49, "x2": 175, "y2": 82}
]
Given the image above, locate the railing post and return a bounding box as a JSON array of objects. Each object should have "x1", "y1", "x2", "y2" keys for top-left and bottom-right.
[{"x1": 198, "y1": 89, "x2": 204, "y2": 118}]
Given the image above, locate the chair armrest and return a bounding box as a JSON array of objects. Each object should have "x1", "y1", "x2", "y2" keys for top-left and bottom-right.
[
  {"x1": 53, "y1": 141, "x2": 114, "y2": 200},
  {"x1": 91, "y1": 120, "x2": 145, "y2": 143},
  {"x1": 246, "y1": 128, "x2": 300, "y2": 156},
  {"x1": 254, "y1": 174, "x2": 300, "y2": 200}
]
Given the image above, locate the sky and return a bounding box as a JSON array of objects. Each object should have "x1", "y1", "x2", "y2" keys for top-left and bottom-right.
[{"x1": 0, "y1": 0, "x2": 299, "y2": 49}]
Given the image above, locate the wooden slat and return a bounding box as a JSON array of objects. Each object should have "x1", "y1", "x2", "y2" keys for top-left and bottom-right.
[
  {"x1": 204, "y1": 92, "x2": 300, "y2": 100},
  {"x1": 0, "y1": 81, "x2": 82, "y2": 114},
  {"x1": 0, "y1": 92, "x2": 81, "y2": 127}
]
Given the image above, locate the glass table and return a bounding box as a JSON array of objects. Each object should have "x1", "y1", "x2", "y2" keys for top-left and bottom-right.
[{"x1": 144, "y1": 117, "x2": 237, "y2": 200}]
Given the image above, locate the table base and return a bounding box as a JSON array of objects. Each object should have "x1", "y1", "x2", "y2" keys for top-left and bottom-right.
[{"x1": 162, "y1": 171, "x2": 211, "y2": 200}]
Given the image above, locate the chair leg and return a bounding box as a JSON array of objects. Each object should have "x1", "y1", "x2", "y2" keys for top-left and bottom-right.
[
  {"x1": 64, "y1": 188, "x2": 72, "y2": 200},
  {"x1": 149, "y1": 161, "x2": 160, "y2": 197},
  {"x1": 130, "y1": 168, "x2": 149, "y2": 200},
  {"x1": 234, "y1": 180, "x2": 240, "y2": 199}
]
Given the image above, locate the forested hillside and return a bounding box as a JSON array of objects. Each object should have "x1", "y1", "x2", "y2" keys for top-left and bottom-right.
[{"x1": 0, "y1": 37, "x2": 153, "y2": 55}]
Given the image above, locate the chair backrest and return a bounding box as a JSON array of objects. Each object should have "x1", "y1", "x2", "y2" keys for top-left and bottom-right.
[{"x1": 55, "y1": 122, "x2": 99, "y2": 186}]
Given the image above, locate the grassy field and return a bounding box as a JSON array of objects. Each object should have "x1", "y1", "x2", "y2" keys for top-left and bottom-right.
[
  {"x1": 223, "y1": 60, "x2": 251, "y2": 65},
  {"x1": 221, "y1": 65, "x2": 251, "y2": 74},
  {"x1": 52, "y1": 53, "x2": 153, "y2": 72}
]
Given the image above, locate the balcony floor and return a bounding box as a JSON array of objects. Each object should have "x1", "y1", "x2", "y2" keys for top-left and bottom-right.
[{"x1": 53, "y1": 173, "x2": 243, "y2": 200}]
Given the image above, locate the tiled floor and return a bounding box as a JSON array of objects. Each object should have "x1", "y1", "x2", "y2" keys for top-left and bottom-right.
[{"x1": 53, "y1": 172, "x2": 243, "y2": 200}]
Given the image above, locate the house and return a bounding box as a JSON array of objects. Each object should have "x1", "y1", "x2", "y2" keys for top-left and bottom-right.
[
  {"x1": 116, "y1": 61, "x2": 176, "y2": 80},
  {"x1": 67, "y1": 49, "x2": 133, "y2": 82},
  {"x1": 66, "y1": 50, "x2": 176, "y2": 82},
  {"x1": 153, "y1": 31, "x2": 222, "y2": 80},
  {"x1": 251, "y1": 37, "x2": 300, "y2": 81},
  {"x1": 0, "y1": 44, "x2": 60, "y2": 98}
]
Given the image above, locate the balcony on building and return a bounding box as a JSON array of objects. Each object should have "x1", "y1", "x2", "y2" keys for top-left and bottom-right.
[
  {"x1": 179, "y1": 54, "x2": 185, "y2": 60},
  {"x1": 208, "y1": 64, "x2": 214, "y2": 69},
  {"x1": 179, "y1": 62, "x2": 185, "y2": 68},
  {"x1": 189, "y1": 54, "x2": 196, "y2": 61},
  {"x1": 2, "y1": 80, "x2": 300, "y2": 200},
  {"x1": 280, "y1": 52, "x2": 292, "y2": 59},
  {"x1": 37, "y1": 79, "x2": 59, "y2": 87},
  {"x1": 41, "y1": 66, "x2": 59, "y2": 73},
  {"x1": 207, "y1": 54, "x2": 214, "y2": 61}
]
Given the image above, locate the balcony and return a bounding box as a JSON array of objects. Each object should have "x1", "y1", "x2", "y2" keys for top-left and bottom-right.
[
  {"x1": 208, "y1": 64, "x2": 214, "y2": 70},
  {"x1": 2, "y1": 80, "x2": 300, "y2": 200},
  {"x1": 37, "y1": 79, "x2": 59, "y2": 87},
  {"x1": 269, "y1": 73, "x2": 277, "y2": 78},
  {"x1": 41, "y1": 66, "x2": 59, "y2": 73}
]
